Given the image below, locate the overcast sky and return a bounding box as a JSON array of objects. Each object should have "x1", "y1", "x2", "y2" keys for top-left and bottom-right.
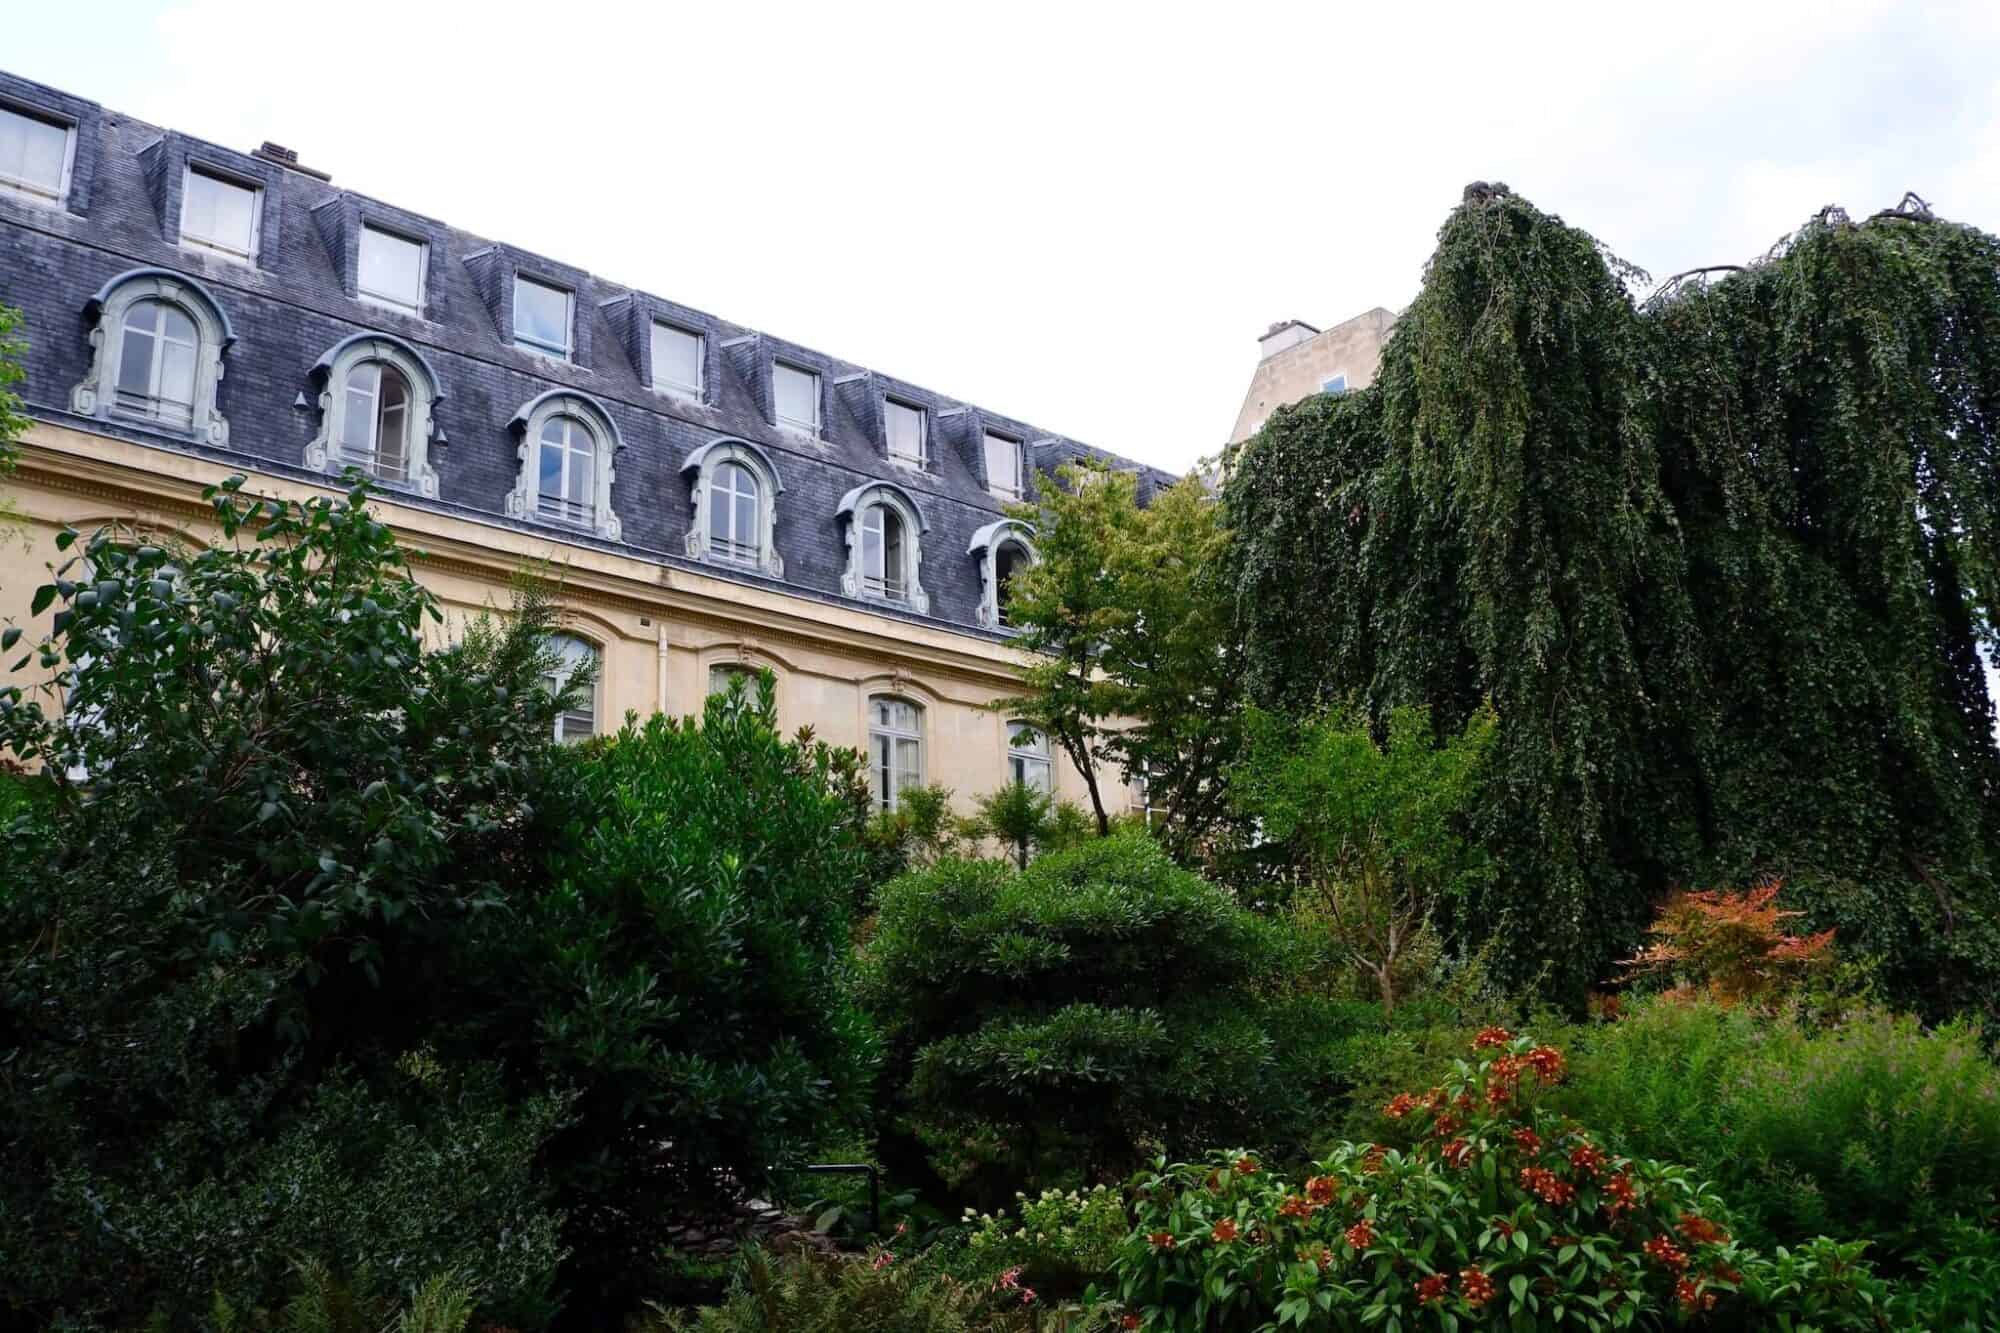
[{"x1": 9, "y1": 0, "x2": 2000, "y2": 475}]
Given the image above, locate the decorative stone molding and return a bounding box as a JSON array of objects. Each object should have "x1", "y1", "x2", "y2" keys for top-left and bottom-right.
[
  {"x1": 680, "y1": 438, "x2": 784, "y2": 577},
  {"x1": 69, "y1": 267, "x2": 234, "y2": 446},
  {"x1": 967, "y1": 518, "x2": 1037, "y2": 630},
  {"x1": 302, "y1": 332, "x2": 444, "y2": 496}
]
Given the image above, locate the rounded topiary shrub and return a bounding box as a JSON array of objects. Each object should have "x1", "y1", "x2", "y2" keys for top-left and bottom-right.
[{"x1": 858, "y1": 835, "x2": 1311, "y2": 1202}]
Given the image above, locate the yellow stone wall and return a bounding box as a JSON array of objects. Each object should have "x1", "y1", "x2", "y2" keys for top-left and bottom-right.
[{"x1": 0, "y1": 421, "x2": 1136, "y2": 816}]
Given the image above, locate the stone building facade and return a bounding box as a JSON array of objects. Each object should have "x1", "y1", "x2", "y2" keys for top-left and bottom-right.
[
  {"x1": 1227, "y1": 306, "x2": 1396, "y2": 444},
  {"x1": 0, "y1": 69, "x2": 1169, "y2": 814}
]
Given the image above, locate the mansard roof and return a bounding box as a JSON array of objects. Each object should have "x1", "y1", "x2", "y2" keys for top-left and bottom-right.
[{"x1": 0, "y1": 68, "x2": 1177, "y2": 639}]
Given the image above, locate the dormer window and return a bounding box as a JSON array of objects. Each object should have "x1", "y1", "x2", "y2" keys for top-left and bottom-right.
[
  {"x1": 861, "y1": 504, "x2": 907, "y2": 600},
  {"x1": 837, "y1": 482, "x2": 929, "y2": 613},
  {"x1": 71, "y1": 269, "x2": 234, "y2": 447},
  {"x1": 984, "y1": 431, "x2": 1023, "y2": 500},
  {"x1": 0, "y1": 103, "x2": 75, "y2": 204},
  {"x1": 359, "y1": 226, "x2": 427, "y2": 314},
  {"x1": 113, "y1": 300, "x2": 199, "y2": 428},
  {"x1": 885, "y1": 399, "x2": 927, "y2": 466},
  {"x1": 681, "y1": 439, "x2": 784, "y2": 576},
  {"x1": 652, "y1": 321, "x2": 703, "y2": 398},
  {"x1": 969, "y1": 519, "x2": 1037, "y2": 629},
  {"x1": 514, "y1": 276, "x2": 573, "y2": 360},
  {"x1": 304, "y1": 333, "x2": 443, "y2": 495},
  {"x1": 774, "y1": 362, "x2": 820, "y2": 434},
  {"x1": 180, "y1": 168, "x2": 261, "y2": 261},
  {"x1": 505, "y1": 391, "x2": 624, "y2": 541},
  {"x1": 536, "y1": 414, "x2": 598, "y2": 525}
]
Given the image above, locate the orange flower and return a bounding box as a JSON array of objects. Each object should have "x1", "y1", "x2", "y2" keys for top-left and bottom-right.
[
  {"x1": 1568, "y1": 1143, "x2": 1607, "y2": 1178},
  {"x1": 1675, "y1": 1277, "x2": 1715, "y2": 1313},
  {"x1": 1415, "y1": 1273, "x2": 1450, "y2": 1306},
  {"x1": 1211, "y1": 1218, "x2": 1240, "y2": 1243},
  {"x1": 1643, "y1": 1235, "x2": 1689, "y2": 1272},
  {"x1": 1120, "y1": 1316, "x2": 1142, "y2": 1331},
  {"x1": 1473, "y1": 1026, "x2": 1514, "y2": 1050},
  {"x1": 1602, "y1": 1172, "x2": 1637, "y2": 1217},
  {"x1": 1678, "y1": 1213, "x2": 1729, "y2": 1246},
  {"x1": 1442, "y1": 1138, "x2": 1476, "y2": 1169},
  {"x1": 1525, "y1": 1046, "x2": 1567, "y2": 1083},
  {"x1": 1459, "y1": 1266, "x2": 1497, "y2": 1308},
  {"x1": 1305, "y1": 1175, "x2": 1338, "y2": 1206},
  {"x1": 1361, "y1": 1145, "x2": 1387, "y2": 1175},
  {"x1": 1277, "y1": 1195, "x2": 1315, "y2": 1219},
  {"x1": 1513, "y1": 1127, "x2": 1543, "y2": 1154},
  {"x1": 1344, "y1": 1219, "x2": 1375, "y2": 1250},
  {"x1": 1384, "y1": 1093, "x2": 1419, "y2": 1120},
  {"x1": 1431, "y1": 1113, "x2": 1461, "y2": 1139},
  {"x1": 1147, "y1": 1231, "x2": 1176, "y2": 1249},
  {"x1": 1520, "y1": 1166, "x2": 1576, "y2": 1206},
  {"x1": 1233, "y1": 1155, "x2": 1259, "y2": 1175}
]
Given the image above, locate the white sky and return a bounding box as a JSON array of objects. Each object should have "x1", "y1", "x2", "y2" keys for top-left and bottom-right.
[{"x1": 8, "y1": 0, "x2": 2000, "y2": 475}]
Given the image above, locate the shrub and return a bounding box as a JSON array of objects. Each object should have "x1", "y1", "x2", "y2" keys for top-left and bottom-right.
[
  {"x1": 646, "y1": 1244, "x2": 1059, "y2": 1333},
  {"x1": 1618, "y1": 879, "x2": 1835, "y2": 1006},
  {"x1": 454, "y1": 682, "x2": 879, "y2": 1308},
  {"x1": 1553, "y1": 999, "x2": 2000, "y2": 1258},
  {"x1": 858, "y1": 836, "x2": 1304, "y2": 1201},
  {"x1": 958, "y1": 1186, "x2": 1128, "y2": 1299}
]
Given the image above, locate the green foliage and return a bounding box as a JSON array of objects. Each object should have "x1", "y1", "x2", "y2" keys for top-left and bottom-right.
[
  {"x1": 1233, "y1": 704, "x2": 1496, "y2": 1016},
  {"x1": 1003, "y1": 465, "x2": 1246, "y2": 858},
  {"x1": 865, "y1": 782, "x2": 972, "y2": 883},
  {"x1": 1551, "y1": 999, "x2": 2000, "y2": 1260},
  {"x1": 150, "y1": 1264, "x2": 483, "y2": 1333},
  {"x1": 858, "y1": 836, "x2": 1305, "y2": 1201},
  {"x1": 0, "y1": 303, "x2": 28, "y2": 535},
  {"x1": 959, "y1": 1186, "x2": 1127, "y2": 1300},
  {"x1": 454, "y1": 680, "x2": 879, "y2": 1307},
  {"x1": 965, "y1": 780, "x2": 1059, "y2": 870},
  {"x1": 647, "y1": 1244, "x2": 1058, "y2": 1333},
  {"x1": 1225, "y1": 185, "x2": 2000, "y2": 1010}
]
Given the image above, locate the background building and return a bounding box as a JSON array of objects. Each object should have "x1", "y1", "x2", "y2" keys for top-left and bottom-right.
[
  {"x1": 0, "y1": 69, "x2": 1169, "y2": 815},
  {"x1": 1228, "y1": 306, "x2": 1395, "y2": 444}
]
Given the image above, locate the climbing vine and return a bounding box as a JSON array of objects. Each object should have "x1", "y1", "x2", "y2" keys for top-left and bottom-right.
[{"x1": 1225, "y1": 185, "x2": 2000, "y2": 1012}]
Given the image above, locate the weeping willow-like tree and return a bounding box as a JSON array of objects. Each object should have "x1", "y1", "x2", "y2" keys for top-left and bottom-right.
[{"x1": 1225, "y1": 184, "x2": 2000, "y2": 1012}]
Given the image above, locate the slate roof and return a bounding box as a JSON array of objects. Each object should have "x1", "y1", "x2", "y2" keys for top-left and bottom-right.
[{"x1": 0, "y1": 68, "x2": 1176, "y2": 639}]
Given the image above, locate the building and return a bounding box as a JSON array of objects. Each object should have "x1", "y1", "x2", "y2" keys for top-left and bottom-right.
[
  {"x1": 1227, "y1": 306, "x2": 1395, "y2": 444},
  {"x1": 0, "y1": 70, "x2": 1170, "y2": 815}
]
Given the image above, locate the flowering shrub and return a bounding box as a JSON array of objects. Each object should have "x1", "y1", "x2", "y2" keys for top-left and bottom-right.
[
  {"x1": 963, "y1": 1185, "x2": 1128, "y2": 1297},
  {"x1": 1115, "y1": 1031, "x2": 1763, "y2": 1330}
]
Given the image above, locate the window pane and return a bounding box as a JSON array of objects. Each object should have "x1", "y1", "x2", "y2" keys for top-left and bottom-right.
[
  {"x1": 359, "y1": 227, "x2": 425, "y2": 310},
  {"x1": 538, "y1": 423, "x2": 565, "y2": 498},
  {"x1": 881, "y1": 509, "x2": 904, "y2": 596},
  {"x1": 376, "y1": 367, "x2": 410, "y2": 479},
  {"x1": 774, "y1": 363, "x2": 818, "y2": 431},
  {"x1": 984, "y1": 433, "x2": 1022, "y2": 494},
  {"x1": 514, "y1": 278, "x2": 572, "y2": 356},
  {"x1": 652, "y1": 323, "x2": 703, "y2": 394},
  {"x1": 0, "y1": 105, "x2": 70, "y2": 197},
  {"x1": 183, "y1": 170, "x2": 258, "y2": 255},
  {"x1": 895, "y1": 737, "x2": 921, "y2": 790},
  {"x1": 115, "y1": 313, "x2": 156, "y2": 399},
  {"x1": 886, "y1": 400, "x2": 926, "y2": 463},
  {"x1": 542, "y1": 635, "x2": 597, "y2": 742},
  {"x1": 340, "y1": 362, "x2": 379, "y2": 454}
]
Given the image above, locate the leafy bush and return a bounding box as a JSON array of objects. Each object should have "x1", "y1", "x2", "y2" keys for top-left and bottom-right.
[
  {"x1": 1552, "y1": 999, "x2": 2000, "y2": 1258},
  {"x1": 1618, "y1": 880, "x2": 1835, "y2": 1006},
  {"x1": 859, "y1": 836, "x2": 1306, "y2": 1201},
  {"x1": 647, "y1": 1244, "x2": 1061, "y2": 1333},
  {"x1": 958, "y1": 1186, "x2": 1128, "y2": 1299},
  {"x1": 454, "y1": 681, "x2": 879, "y2": 1307}
]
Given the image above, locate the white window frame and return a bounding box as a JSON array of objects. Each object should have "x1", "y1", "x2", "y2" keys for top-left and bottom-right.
[
  {"x1": 70, "y1": 270, "x2": 232, "y2": 446},
  {"x1": 1006, "y1": 721, "x2": 1052, "y2": 793},
  {"x1": 984, "y1": 431, "x2": 1024, "y2": 500},
  {"x1": 0, "y1": 101, "x2": 77, "y2": 206},
  {"x1": 680, "y1": 439, "x2": 785, "y2": 576},
  {"x1": 969, "y1": 519, "x2": 1037, "y2": 630},
  {"x1": 885, "y1": 398, "x2": 928, "y2": 467},
  {"x1": 773, "y1": 361, "x2": 821, "y2": 435},
  {"x1": 1321, "y1": 372, "x2": 1349, "y2": 395},
  {"x1": 304, "y1": 334, "x2": 442, "y2": 496},
  {"x1": 358, "y1": 225, "x2": 428, "y2": 315},
  {"x1": 838, "y1": 483, "x2": 929, "y2": 613},
  {"x1": 868, "y1": 695, "x2": 925, "y2": 812},
  {"x1": 542, "y1": 634, "x2": 599, "y2": 743},
  {"x1": 513, "y1": 276, "x2": 574, "y2": 360},
  {"x1": 651, "y1": 320, "x2": 704, "y2": 398},
  {"x1": 505, "y1": 392, "x2": 623, "y2": 541},
  {"x1": 179, "y1": 166, "x2": 263, "y2": 262}
]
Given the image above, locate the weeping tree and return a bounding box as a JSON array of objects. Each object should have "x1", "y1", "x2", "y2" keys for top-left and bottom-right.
[{"x1": 1226, "y1": 184, "x2": 2000, "y2": 1013}]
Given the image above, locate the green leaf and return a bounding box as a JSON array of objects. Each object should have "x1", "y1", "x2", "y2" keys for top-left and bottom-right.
[{"x1": 29, "y1": 584, "x2": 54, "y2": 616}]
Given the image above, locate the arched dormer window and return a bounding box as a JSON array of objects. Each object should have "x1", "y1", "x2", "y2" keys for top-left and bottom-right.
[
  {"x1": 836, "y1": 481, "x2": 929, "y2": 614},
  {"x1": 680, "y1": 439, "x2": 784, "y2": 576},
  {"x1": 505, "y1": 391, "x2": 624, "y2": 542},
  {"x1": 70, "y1": 268, "x2": 234, "y2": 445},
  {"x1": 304, "y1": 333, "x2": 444, "y2": 495},
  {"x1": 969, "y1": 519, "x2": 1038, "y2": 629}
]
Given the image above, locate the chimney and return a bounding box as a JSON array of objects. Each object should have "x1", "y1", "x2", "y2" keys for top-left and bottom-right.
[
  {"x1": 1257, "y1": 319, "x2": 1318, "y2": 361},
  {"x1": 252, "y1": 141, "x2": 331, "y2": 182}
]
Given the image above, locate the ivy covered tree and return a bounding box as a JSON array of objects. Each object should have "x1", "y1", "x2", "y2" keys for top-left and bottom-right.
[{"x1": 1226, "y1": 184, "x2": 2000, "y2": 1013}]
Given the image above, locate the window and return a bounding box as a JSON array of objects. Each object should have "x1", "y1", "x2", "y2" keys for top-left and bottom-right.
[
  {"x1": 71, "y1": 269, "x2": 232, "y2": 445},
  {"x1": 652, "y1": 322, "x2": 703, "y2": 397},
  {"x1": 708, "y1": 461, "x2": 762, "y2": 565},
  {"x1": 868, "y1": 696, "x2": 923, "y2": 811},
  {"x1": 506, "y1": 392, "x2": 623, "y2": 540},
  {"x1": 536, "y1": 415, "x2": 597, "y2": 526},
  {"x1": 334, "y1": 361, "x2": 412, "y2": 481},
  {"x1": 514, "y1": 276, "x2": 573, "y2": 359},
  {"x1": 0, "y1": 103, "x2": 74, "y2": 203},
  {"x1": 112, "y1": 300, "x2": 199, "y2": 428},
  {"x1": 1007, "y1": 721, "x2": 1051, "y2": 793},
  {"x1": 1321, "y1": 373, "x2": 1348, "y2": 395},
  {"x1": 885, "y1": 399, "x2": 927, "y2": 465},
  {"x1": 773, "y1": 362, "x2": 820, "y2": 434},
  {"x1": 970, "y1": 519, "x2": 1037, "y2": 629},
  {"x1": 994, "y1": 539, "x2": 1029, "y2": 626},
  {"x1": 358, "y1": 226, "x2": 427, "y2": 314},
  {"x1": 861, "y1": 504, "x2": 907, "y2": 601},
  {"x1": 984, "y1": 432, "x2": 1023, "y2": 499},
  {"x1": 180, "y1": 168, "x2": 261, "y2": 260},
  {"x1": 707, "y1": 663, "x2": 772, "y2": 718},
  {"x1": 541, "y1": 634, "x2": 598, "y2": 742}
]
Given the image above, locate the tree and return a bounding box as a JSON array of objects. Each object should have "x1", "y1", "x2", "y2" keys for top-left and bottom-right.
[
  {"x1": 964, "y1": 779, "x2": 1055, "y2": 870},
  {"x1": 1226, "y1": 184, "x2": 2000, "y2": 1013},
  {"x1": 1230, "y1": 703, "x2": 1497, "y2": 1017},
  {"x1": 1001, "y1": 464, "x2": 1246, "y2": 861}
]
